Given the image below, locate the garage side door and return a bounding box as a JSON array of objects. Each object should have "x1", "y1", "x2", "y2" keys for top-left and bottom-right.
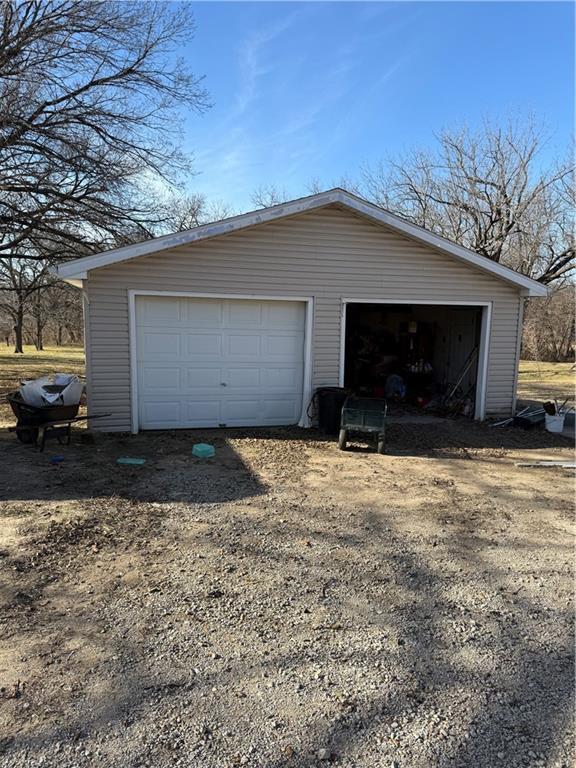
[{"x1": 135, "y1": 296, "x2": 306, "y2": 429}]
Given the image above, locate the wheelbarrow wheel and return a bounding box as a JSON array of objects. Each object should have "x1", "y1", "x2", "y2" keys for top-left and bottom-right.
[
  {"x1": 377, "y1": 433, "x2": 385, "y2": 455},
  {"x1": 16, "y1": 426, "x2": 39, "y2": 445},
  {"x1": 337, "y1": 428, "x2": 348, "y2": 450}
]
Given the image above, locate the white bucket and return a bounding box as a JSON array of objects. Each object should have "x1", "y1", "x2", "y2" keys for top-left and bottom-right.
[{"x1": 545, "y1": 413, "x2": 566, "y2": 433}]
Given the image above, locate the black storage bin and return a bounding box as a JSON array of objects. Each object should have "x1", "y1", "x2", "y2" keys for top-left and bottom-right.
[{"x1": 316, "y1": 387, "x2": 348, "y2": 434}]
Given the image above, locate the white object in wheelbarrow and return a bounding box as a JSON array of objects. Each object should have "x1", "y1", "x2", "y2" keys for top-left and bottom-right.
[
  {"x1": 54, "y1": 373, "x2": 75, "y2": 386},
  {"x1": 60, "y1": 376, "x2": 83, "y2": 405},
  {"x1": 42, "y1": 388, "x2": 63, "y2": 404},
  {"x1": 19, "y1": 377, "x2": 50, "y2": 407},
  {"x1": 545, "y1": 413, "x2": 566, "y2": 433}
]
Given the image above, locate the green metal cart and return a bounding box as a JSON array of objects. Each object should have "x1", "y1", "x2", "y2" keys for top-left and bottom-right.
[{"x1": 338, "y1": 396, "x2": 388, "y2": 454}]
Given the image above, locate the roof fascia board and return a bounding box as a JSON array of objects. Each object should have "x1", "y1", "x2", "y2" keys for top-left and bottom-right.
[
  {"x1": 48, "y1": 265, "x2": 86, "y2": 287},
  {"x1": 55, "y1": 188, "x2": 547, "y2": 296}
]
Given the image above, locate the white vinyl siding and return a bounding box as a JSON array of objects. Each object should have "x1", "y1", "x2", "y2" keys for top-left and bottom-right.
[{"x1": 84, "y1": 205, "x2": 523, "y2": 431}]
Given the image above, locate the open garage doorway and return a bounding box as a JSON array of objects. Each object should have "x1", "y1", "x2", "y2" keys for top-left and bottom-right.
[{"x1": 340, "y1": 301, "x2": 490, "y2": 419}]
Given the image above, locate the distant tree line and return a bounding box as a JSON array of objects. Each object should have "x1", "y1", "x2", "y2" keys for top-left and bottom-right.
[
  {"x1": 522, "y1": 286, "x2": 574, "y2": 363},
  {"x1": 0, "y1": 281, "x2": 82, "y2": 349}
]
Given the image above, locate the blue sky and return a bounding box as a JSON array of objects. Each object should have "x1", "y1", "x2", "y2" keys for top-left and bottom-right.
[{"x1": 181, "y1": 1, "x2": 574, "y2": 210}]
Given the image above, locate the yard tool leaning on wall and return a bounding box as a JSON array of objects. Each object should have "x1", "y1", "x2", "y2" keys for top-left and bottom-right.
[{"x1": 440, "y1": 346, "x2": 478, "y2": 416}]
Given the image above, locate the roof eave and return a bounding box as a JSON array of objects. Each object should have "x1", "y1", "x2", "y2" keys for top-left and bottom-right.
[{"x1": 521, "y1": 283, "x2": 549, "y2": 297}]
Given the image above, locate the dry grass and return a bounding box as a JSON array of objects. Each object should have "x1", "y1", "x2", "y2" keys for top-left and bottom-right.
[
  {"x1": 517, "y1": 360, "x2": 575, "y2": 406},
  {"x1": 0, "y1": 345, "x2": 85, "y2": 424}
]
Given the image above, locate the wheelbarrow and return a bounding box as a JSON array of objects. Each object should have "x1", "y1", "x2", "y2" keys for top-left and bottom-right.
[
  {"x1": 7, "y1": 390, "x2": 108, "y2": 451},
  {"x1": 337, "y1": 396, "x2": 388, "y2": 454}
]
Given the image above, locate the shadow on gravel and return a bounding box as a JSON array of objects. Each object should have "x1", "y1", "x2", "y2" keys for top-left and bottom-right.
[
  {"x1": 307, "y1": 508, "x2": 573, "y2": 768},
  {"x1": 0, "y1": 429, "x2": 268, "y2": 504},
  {"x1": 0, "y1": 419, "x2": 569, "y2": 507},
  {"x1": 0, "y1": 496, "x2": 190, "y2": 760},
  {"x1": 0, "y1": 609, "x2": 191, "y2": 762},
  {"x1": 1, "y1": 498, "x2": 573, "y2": 767},
  {"x1": 0, "y1": 424, "x2": 573, "y2": 767},
  {"x1": 200, "y1": 505, "x2": 574, "y2": 768}
]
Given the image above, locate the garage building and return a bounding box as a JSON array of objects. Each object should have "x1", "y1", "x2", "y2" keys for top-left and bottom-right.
[{"x1": 56, "y1": 189, "x2": 547, "y2": 432}]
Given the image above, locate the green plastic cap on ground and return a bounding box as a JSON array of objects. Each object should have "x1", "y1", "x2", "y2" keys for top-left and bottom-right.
[{"x1": 192, "y1": 443, "x2": 215, "y2": 459}]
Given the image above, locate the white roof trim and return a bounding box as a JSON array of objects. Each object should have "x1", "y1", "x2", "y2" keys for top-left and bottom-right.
[{"x1": 55, "y1": 188, "x2": 548, "y2": 296}]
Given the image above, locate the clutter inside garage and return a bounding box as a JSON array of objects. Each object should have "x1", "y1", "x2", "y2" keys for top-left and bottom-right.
[{"x1": 343, "y1": 303, "x2": 483, "y2": 417}]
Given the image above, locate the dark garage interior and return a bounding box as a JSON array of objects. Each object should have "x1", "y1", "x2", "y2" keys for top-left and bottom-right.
[{"x1": 343, "y1": 303, "x2": 483, "y2": 417}]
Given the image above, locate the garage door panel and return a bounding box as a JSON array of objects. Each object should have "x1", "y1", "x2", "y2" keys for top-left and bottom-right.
[
  {"x1": 141, "y1": 332, "x2": 180, "y2": 357},
  {"x1": 263, "y1": 334, "x2": 303, "y2": 357},
  {"x1": 137, "y1": 298, "x2": 181, "y2": 323},
  {"x1": 262, "y1": 366, "x2": 302, "y2": 388},
  {"x1": 227, "y1": 334, "x2": 261, "y2": 357},
  {"x1": 267, "y1": 302, "x2": 306, "y2": 328},
  {"x1": 141, "y1": 367, "x2": 181, "y2": 389},
  {"x1": 227, "y1": 300, "x2": 262, "y2": 326},
  {"x1": 140, "y1": 400, "x2": 181, "y2": 426},
  {"x1": 228, "y1": 368, "x2": 260, "y2": 388},
  {"x1": 185, "y1": 299, "x2": 223, "y2": 325},
  {"x1": 262, "y1": 398, "x2": 300, "y2": 421},
  {"x1": 185, "y1": 400, "x2": 221, "y2": 423},
  {"x1": 224, "y1": 399, "x2": 261, "y2": 422},
  {"x1": 185, "y1": 333, "x2": 222, "y2": 357},
  {"x1": 136, "y1": 296, "x2": 306, "y2": 429},
  {"x1": 185, "y1": 367, "x2": 222, "y2": 388}
]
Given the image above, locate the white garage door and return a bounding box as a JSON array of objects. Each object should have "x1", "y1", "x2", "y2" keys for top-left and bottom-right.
[{"x1": 135, "y1": 296, "x2": 306, "y2": 429}]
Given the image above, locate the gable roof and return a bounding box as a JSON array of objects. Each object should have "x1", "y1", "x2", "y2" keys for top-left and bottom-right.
[{"x1": 56, "y1": 188, "x2": 547, "y2": 296}]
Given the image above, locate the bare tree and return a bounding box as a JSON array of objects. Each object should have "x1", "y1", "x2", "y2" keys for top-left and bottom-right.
[
  {"x1": 0, "y1": 256, "x2": 53, "y2": 352},
  {"x1": 0, "y1": 315, "x2": 12, "y2": 346},
  {"x1": 0, "y1": 0, "x2": 209, "y2": 262},
  {"x1": 251, "y1": 184, "x2": 291, "y2": 209},
  {"x1": 522, "y1": 287, "x2": 575, "y2": 362},
  {"x1": 0, "y1": 0, "x2": 210, "y2": 353},
  {"x1": 252, "y1": 178, "x2": 361, "y2": 209},
  {"x1": 305, "y1": 176, "x2": 362, "y2": 197},
  {"x1": 362, "y1": 119, "x2": 574, "y2": 284},
  {"x1": 29, "y1": 282, "x2": 55, "y2": 350},
  {"x1": 156, "y1": 193, "x2": 235, "y2": 232},
  {"x1": 44, "y1": 283, "x2": 83, "y2": 346}
]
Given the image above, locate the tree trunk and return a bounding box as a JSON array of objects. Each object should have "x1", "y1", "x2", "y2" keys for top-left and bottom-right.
[
  {"x1": 13, "y1": 298, "x2": 24, "y2": 353},
  {"x1": 35, "y1": 316, "x2": 43, "y2": 351},
  {"x1": 57, "y1": 325, "x2": 63, "y2": 346}
]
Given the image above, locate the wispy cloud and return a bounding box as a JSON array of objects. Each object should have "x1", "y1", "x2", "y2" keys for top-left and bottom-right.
[
  {"x1": 234, "y1": 15, "x2": 295, "y2": 118},
  {"x1": 189, "y1": 6, "x2": 413, "y2": 206},
  {"x1": 192, "y1": 11, "x2": 301, "y2": 196},
  {"x1": 322, "y1": 53, "x2": 411, "y2": 154}
]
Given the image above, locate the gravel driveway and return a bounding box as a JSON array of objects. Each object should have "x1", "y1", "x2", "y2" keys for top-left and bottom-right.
[{"x1": 0, "y1": 422, "x2": 573, "y2": 768}]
